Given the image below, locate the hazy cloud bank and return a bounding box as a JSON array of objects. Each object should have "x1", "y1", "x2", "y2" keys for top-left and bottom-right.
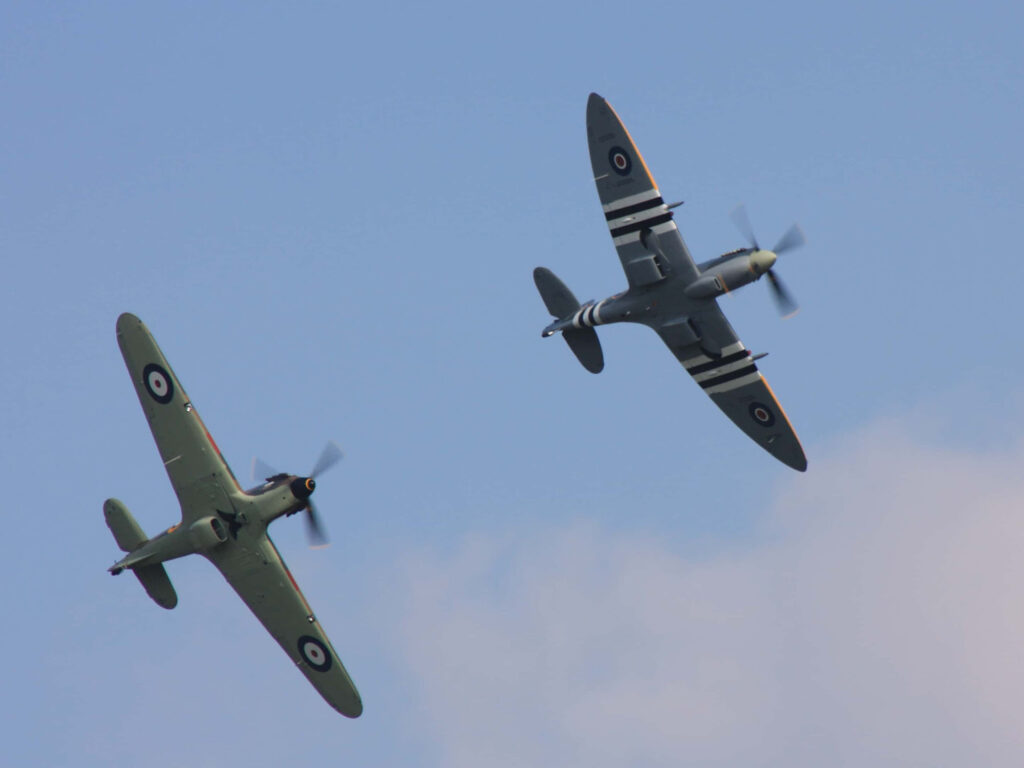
[{"x1": 398, "y1": 419, "x2": 1024, "y2": 767}]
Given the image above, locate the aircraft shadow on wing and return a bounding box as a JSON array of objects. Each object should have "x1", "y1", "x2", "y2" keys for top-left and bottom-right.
[
  {"x1": 105, "y1": 313, "x2": 362, "y2": 717},
  {"x1": 534, "y1": 93, "x2": 808, "y2": 472}
]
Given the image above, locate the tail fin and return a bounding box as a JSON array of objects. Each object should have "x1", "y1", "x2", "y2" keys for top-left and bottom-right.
[
  {"x1": 534, "y1": 267, "x2": 605, "y2": 374},
  {"x1": 104, "y1": 498, "x2": 178, "y2": 610}
]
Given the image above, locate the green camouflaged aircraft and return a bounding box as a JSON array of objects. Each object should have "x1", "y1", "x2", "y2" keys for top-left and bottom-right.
[{"x1": 105, "y1": 313, "x2": 362, "y2": 717}]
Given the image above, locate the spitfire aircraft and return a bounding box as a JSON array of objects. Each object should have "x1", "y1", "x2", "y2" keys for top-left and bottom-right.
[
  {"x1": 105, "y1": 313, "x2": 362, "y2": 717},
  {"x1": 535, "y1": 93, "x2": 808, "y2": 471}
]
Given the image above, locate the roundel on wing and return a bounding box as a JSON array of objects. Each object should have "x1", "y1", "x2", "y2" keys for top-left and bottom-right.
[
  {"x1": 608, "y1": 146, "x2": 632, "y2": 176},
  {"x1": 748, "y1": 401, "x2": 776, "y2": 427},
  {"x1": 143, "y1": 363, "x2": 174, "y2": 404},
  {"x1": 297, "y1": 635, "x2": 333, "y2": 672}
]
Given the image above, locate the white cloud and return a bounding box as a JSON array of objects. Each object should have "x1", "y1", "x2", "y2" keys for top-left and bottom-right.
[{"x1": 397, "y1": 419, "x2": 1024, "y2": 767}]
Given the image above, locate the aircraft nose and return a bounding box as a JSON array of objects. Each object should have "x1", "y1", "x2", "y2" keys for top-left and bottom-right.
[
  {"x1": 290, "y1": 476, "x2": 316, "y2": 499},
  {"x1": 750, "y1": 249, "x2": 777, "y2": 275}
]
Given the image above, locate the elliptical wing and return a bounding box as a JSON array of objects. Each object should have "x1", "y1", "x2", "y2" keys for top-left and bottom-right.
[{"x1": 586, "y1": 93, "x2": 699, "y2": 287}]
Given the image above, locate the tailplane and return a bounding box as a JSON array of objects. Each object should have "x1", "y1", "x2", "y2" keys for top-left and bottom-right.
[
  {"x1": 104, "y1": 498, "x2": 147, "y2": 552},
  {"x1": 533, "y1": 267, "x2": 605, "y2": 374},
  {"x1": 562, "y1": 328, "x2": 604, "y2": 374},
  {"x1": 104, "y1": 498, "x2": 178, "y2": 610}
]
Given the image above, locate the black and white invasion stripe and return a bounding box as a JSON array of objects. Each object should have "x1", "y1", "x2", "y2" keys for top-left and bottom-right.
[
  {"x1": 571, "y1": 299, "x2": 609, "y2": 329},
  {"x1": 682, "y1": 342, "x2": 762, "y2": 393},
  {"x1": 603, "y1": 189, "x2": 674, "y2": 245}
]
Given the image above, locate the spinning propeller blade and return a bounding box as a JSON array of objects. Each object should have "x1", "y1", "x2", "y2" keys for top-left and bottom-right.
[
  {"x1": 772, "y1": 223, "x2": 806, "y2": 255},
  {"x1": 303, "y1": 441, "x2": 344, "y2": 547},
  {"x1": 305, "y1": 501, "x2": 329, "y2": 548},
  {"x1": 310, "y1": 440, "x2": 343, "y2": 479},
  {"x1": 730, "y1": 204, "x2": 760, "y2": 251},
  {"x1": 766, "y1": 270, "x2": 799, "y2": 318},
  {"x1": 730, "y1": 205, "x2": 805, "y2": 318},
  {"x1": 251, "y1": 457, "x2": 280, "y2": 483}
]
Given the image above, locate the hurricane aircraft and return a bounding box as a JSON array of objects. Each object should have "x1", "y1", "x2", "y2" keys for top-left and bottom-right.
[
  {"x1": 104, "y1": 313, "x2": 362, "y2": 717},
  {"x1": 535, "y1": 93, "x2": 808, "y2": 471}
]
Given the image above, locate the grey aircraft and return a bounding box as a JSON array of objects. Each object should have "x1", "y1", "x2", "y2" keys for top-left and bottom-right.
[
  {"x1": 105, "y1": 313, "x2": 362, "y2": 717},
  {"x1": 535, "y1": 93, "x2": 808, "y2": 471}
]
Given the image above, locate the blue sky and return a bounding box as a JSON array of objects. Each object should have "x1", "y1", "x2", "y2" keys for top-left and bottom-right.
[{"x1": 3, "y1": 2, "x2": 1024, "y2": 765}]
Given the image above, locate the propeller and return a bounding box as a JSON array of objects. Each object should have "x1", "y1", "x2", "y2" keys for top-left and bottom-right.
[
  {"x1": 304, "y1": 441, "x2": 344, "y2": 549},
  {"x1": 310, "y1": 440, "x2": 343, "y2": 479},
  {"x1": 251, "y1": 457, "x2": 280, "y2": 483},
  {"x1": 304, "y1": 498, "x2": 329, "y2": 549},
  {"x1": 765, "y1": 270, "x2": 798, "y2": 318},
  {"x1": 730, "y1": 205, "x2": 806, "y2": 318},
  {"x1": 251, "y1": 440, "x2": 344, "y2": 548},
  {"x1": 730, "y1": 204, "x2": 761, "y2": 251}
]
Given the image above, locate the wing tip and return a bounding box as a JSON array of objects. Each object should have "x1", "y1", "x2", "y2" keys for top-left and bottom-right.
[
  {"x1": 333, "y1": 688, "x2": 363, "y2": 718},
  {"x1": 586, "y1": 92, "x2": 609, "y2": 122},
  {"x1": 116, "y1": 311, "x2": 141, "y2": 331},
  {"x1": 342, "y1": 700, "x2": 363, "y2": 719},
  {"x1": 778, "y1": 444, "x2": 808, "y2": 472},
  {"x1": 116, "y1": 312, "x2": 148, "y2": 344}
]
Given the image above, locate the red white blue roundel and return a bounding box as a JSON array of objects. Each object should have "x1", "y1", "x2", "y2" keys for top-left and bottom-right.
[
  {"x1": 748, "y1": 401, "x2": 776, "y2": 427},
  {"x1": 608, "y1": 146, "x2": 632, "y2": 176},
  {"x1": 297, "y1": 635, "x2": 332, "y2": 672},
  {"x1": 143, "y1": 363, "x2": 174, "y2": 404}
]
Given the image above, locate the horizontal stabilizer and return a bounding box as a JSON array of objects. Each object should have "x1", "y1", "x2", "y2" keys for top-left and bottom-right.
[
  {"x1": 134, "y1": 564, "x2": 178, "y2": 610},
  {"x1": 534, "y1": 267, "x2": 581, "y2": 318},
  {"x1": 110, "y1": 549, "x2": 155, "y2": 573},
  {"x1": 564, "y1": 327, "x2": 604, "y2": 373},
  {"x1": 104, "y1": 498, "x2": 147, "y2": 552}
]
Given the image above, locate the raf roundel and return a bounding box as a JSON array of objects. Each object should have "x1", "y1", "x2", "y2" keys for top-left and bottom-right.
[
  {"x1": 608, "y1": 146, "x2": 632, "y2": 176},
  {"x1": 142, "y1": 363, "x2": 174, "y2": 404},
  {"x1": 297, "y1": 635, "x2": 332, "y2": 672},
  {"x1": 748, "y1": 401, "x2": 776, "y2": 427}
]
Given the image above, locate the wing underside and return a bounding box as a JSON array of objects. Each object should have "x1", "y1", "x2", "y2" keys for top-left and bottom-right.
[
  {"x1": 586, "y1": 93, "x2": 699, "y2": 286},
  {"x1": 116, "y1": 313, "x2": 241, "y2": 518},
  {"x1": 655, "y1": 312, "x2": 807, "y2": 471},
  {"x1": 209, "y1": 536, "x2": 363, "y2": 717}
]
